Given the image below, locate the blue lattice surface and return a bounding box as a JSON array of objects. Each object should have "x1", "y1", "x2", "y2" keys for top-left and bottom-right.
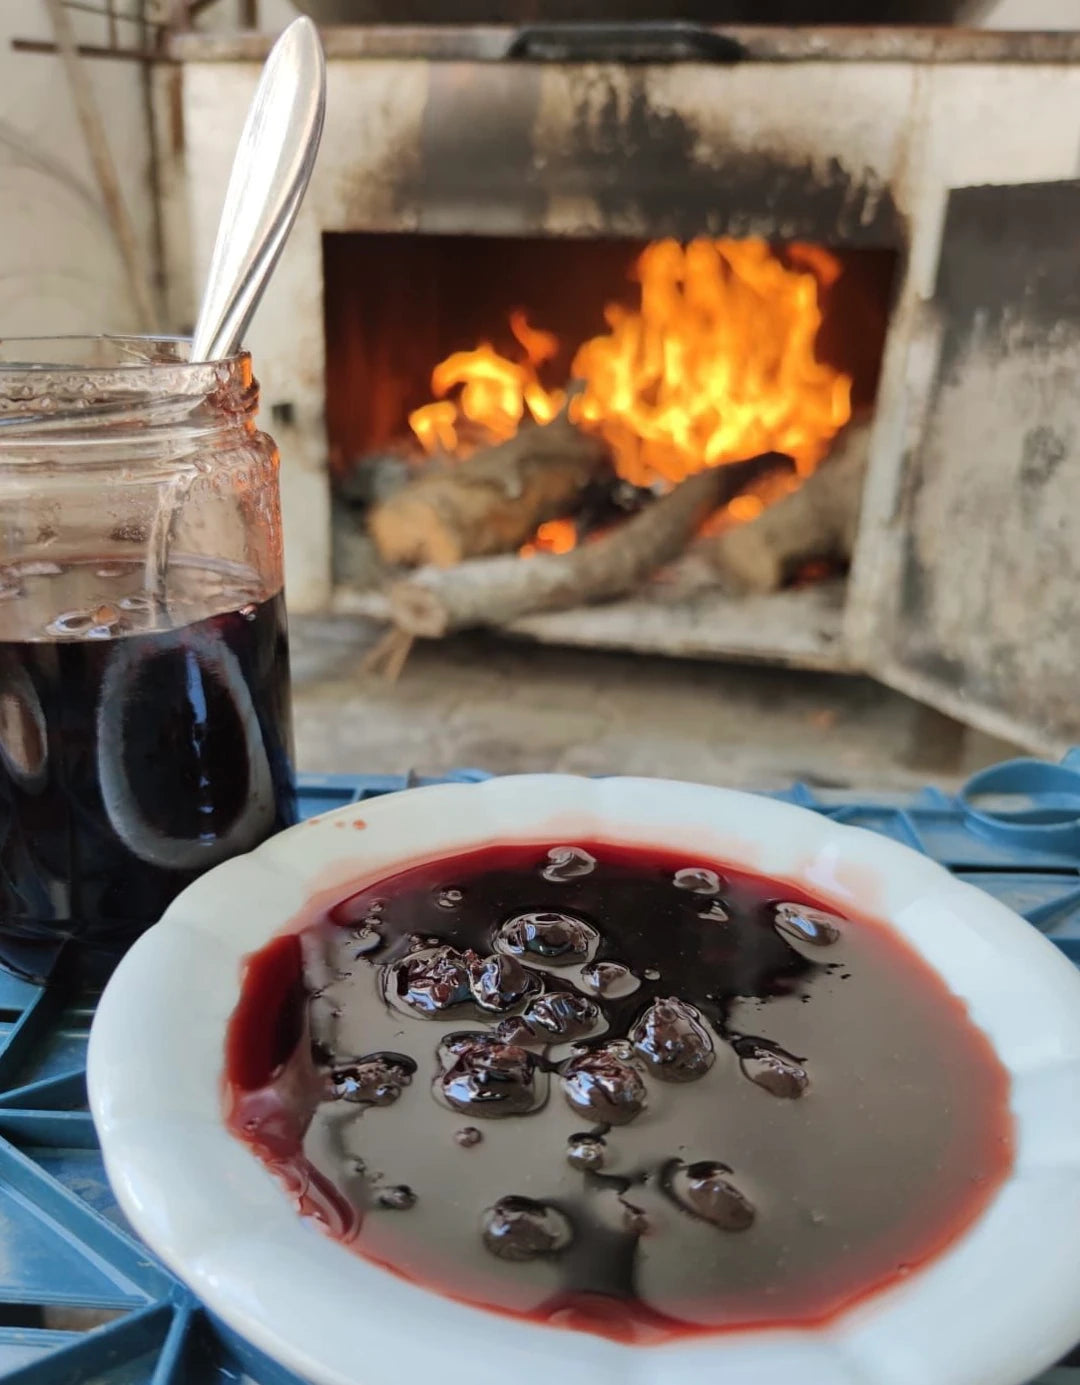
[{"x1": 0, "y1": 765, "x2": 1077, "y2": 1385}]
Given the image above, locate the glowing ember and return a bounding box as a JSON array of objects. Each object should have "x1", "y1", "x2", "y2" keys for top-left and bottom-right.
[
  {"x1": 409, "y1": 238, "x2": 852, "y2": 506},
  {"x1": 519, "y1": 518, "x2": 578, "y2": 558}
]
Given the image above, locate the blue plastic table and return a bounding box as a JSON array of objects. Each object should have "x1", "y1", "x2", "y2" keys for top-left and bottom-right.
[{"x1": 1, "y1": 763, "x2": 1078, "y2": 1385}]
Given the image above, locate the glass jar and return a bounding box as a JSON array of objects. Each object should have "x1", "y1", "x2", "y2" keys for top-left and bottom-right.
[{"x1": 0, "y1": 337, "x2": 297, "y2": 984}]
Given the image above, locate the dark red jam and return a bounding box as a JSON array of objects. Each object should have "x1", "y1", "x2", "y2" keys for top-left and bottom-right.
[
  {"x1": 0, "y1": 582, "x2": 295, "y2": 982},
  {"x1": 225, "y1": 840, "x2": 1014, "y2": 1343}
]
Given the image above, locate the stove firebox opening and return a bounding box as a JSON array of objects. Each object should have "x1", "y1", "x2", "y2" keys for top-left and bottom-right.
[{"x1": 325, "y1": 232, "x2": 897, "y2": 631}]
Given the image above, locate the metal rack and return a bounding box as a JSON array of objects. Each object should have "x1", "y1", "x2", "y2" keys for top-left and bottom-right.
[{"x1": 9, "y1": 3, "x2": 256, "y2": 63}]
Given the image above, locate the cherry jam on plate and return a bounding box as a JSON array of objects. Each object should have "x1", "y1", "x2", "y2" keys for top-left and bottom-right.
[{"x1": 225, "y1": 840, "x2": 1014, "y2": 1344}]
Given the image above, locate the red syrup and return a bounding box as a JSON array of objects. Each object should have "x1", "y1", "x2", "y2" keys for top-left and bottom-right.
[{"x1": 225, "y1": 840, "x2": 1014, "y2": 1344}]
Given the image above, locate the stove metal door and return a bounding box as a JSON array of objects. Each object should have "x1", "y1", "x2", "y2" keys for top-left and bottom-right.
[{"x1": 850, "y1": 179, "x2": 1080, "y2": 756}]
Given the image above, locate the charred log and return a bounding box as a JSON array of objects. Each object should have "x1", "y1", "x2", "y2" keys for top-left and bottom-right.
[
  {"x1": 704, "y1": 421, "x2": 870, "y2": 594},
  {"x1": 367, "y1": 412, "x2": 611, "y2": 568},
  {"x1": 388, "y1": 452, "x2": 792, "y2": 639}
]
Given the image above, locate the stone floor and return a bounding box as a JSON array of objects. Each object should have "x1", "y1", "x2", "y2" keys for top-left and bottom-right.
[{"x1": 290, "y1": 616, "x2": 1022, "y2": 795}]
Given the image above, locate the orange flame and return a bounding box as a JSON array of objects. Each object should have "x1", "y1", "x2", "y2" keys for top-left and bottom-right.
[{"x1": 409, "y1": 237, "x2": 852, "y2": 542}]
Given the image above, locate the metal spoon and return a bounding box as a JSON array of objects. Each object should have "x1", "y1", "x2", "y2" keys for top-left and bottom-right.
[
  {"x1": 146, "y1": 17, "x2": 325, "y2": 605},
  {"x1": 190, "y1": 15, "x2": 326, "y2": 362}
]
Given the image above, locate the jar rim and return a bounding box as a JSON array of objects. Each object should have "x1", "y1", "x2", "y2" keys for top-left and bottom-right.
[
  {"x1": 0, "y1": 336, "x2": 258, "y2": 438},
  {"x1": 0, "y1": 335, "x2": 247, "y2": 374}
]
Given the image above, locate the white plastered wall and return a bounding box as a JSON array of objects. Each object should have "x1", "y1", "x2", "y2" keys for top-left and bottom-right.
[{"x1": 0, "y1": 0, "x2": 157, "y2": 337}]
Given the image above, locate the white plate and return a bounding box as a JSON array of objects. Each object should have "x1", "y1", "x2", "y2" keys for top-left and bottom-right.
[{"x1": 88, "y1": 775, "x2": 1080, "y2": 1385}]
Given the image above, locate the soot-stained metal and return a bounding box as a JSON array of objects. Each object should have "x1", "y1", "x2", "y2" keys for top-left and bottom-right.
[
  {"x1": 396, "y1": 63, "x2": 902, "y2": 246},
  {"x1": 892, "y1": 180, "x2": 1080, "y2": 747}
]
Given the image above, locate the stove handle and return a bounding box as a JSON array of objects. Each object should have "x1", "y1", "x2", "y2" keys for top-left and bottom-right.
[{"x1": 506, "y1": 23, "x2": 746, "y2": 64}]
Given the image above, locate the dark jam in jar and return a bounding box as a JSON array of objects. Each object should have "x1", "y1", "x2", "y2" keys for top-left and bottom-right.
[
  {"x1": 225, "y1": 840, "x2": 1014, "y2": 1343},
  {"x1": 0, "y1": 557, "x2": 296, "y2": 983}
]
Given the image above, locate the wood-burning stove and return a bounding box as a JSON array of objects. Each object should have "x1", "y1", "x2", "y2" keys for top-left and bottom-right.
[{"x1": 166, "y1": 22, "x2": 1080, "y2": 753}]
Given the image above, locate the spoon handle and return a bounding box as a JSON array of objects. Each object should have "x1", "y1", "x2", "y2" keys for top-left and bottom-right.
[{"x1": 190, "y1": 17, "x2": 326, "y2": 363}]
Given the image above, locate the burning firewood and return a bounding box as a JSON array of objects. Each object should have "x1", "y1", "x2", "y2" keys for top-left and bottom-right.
[
  {"x1": 704, "y1": 421, "x2": 871, "y2": 595},
  {"x1": 367, "y1": 410, "x2": 610, "y2": 568},
  {"x1": 387, "y1": 452, "x2": 791, "y2": 640}
]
